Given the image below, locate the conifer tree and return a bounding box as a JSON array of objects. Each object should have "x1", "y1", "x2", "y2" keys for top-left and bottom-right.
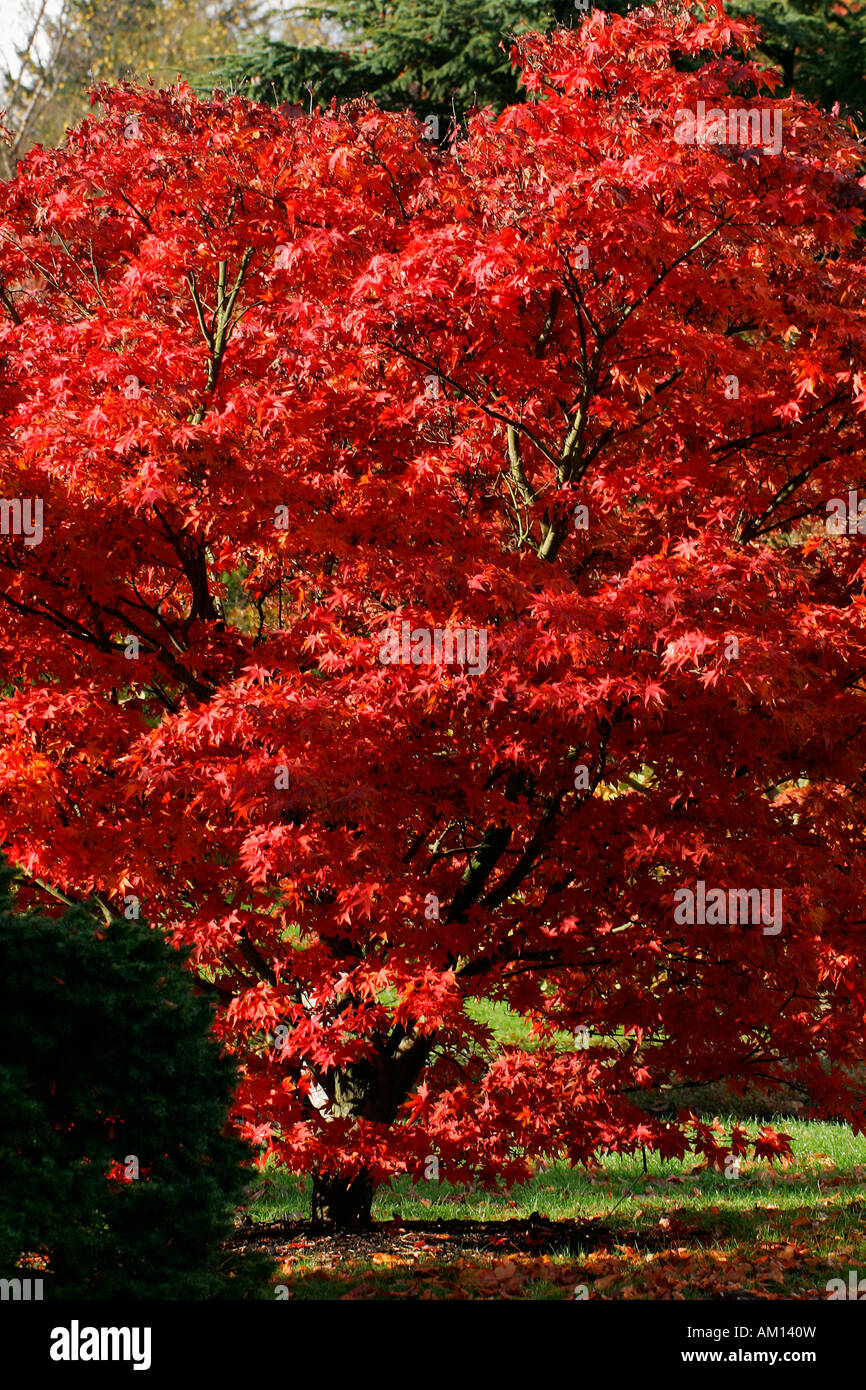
[{"x1": 0, "y1": 865, "x2": 271, "y2": 1298}]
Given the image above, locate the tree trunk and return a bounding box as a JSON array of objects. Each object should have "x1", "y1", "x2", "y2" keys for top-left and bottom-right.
[
  {"x1": 311, "y1": 1169, "x2": 375, "y2": 1227},
  {"x1": 306, "y1": 1027, "x2": 434, "y2": 1227}
]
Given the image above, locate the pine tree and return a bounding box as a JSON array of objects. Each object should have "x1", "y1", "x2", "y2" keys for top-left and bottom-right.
[
  {"x1": 211, "y1": 0, "x2": 866, "y2": 120},
  {"x1": 212, "y1": 0, "x2": 597, "y2": 121},
  {"x1": 726, "y1": 0, "x2": 866, "y2": 116}
]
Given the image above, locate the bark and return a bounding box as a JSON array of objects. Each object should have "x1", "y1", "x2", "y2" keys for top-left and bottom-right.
[
  {"x1": 306, "y1": 1029, "x2": 434, "y2": 1226},
  {"x1": 311, "y1": 1169, "x2": 375, "y2": 1227}
]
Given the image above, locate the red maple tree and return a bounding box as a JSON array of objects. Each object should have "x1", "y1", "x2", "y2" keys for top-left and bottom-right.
[{"x1": 2, "y1": 3, "x2": 866, "y2": 1225}]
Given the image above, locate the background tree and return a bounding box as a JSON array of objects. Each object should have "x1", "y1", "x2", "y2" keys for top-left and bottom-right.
[
  {"x1": 1, "y1": 6, "x2": 866, "y2": 1227},
  {"x1": 211, "y1": 0, "x2": 610, "y2": 122},
  {"x1": 0, "y1": 0, "x2": 308, "y2": 177},
  {"x1": 726, "y1": 0, "x2": 866, "y2": 118},
  {"x1": 212, "y1": 0, "x2": 866, "y2": 122},
  {"x1": 0, "y1": 860, "x2": 272, "y2": 1296}
]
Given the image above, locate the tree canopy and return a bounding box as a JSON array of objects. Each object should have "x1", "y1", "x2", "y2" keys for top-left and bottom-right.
[{"x1": 1, "y1": 4, "x2": 866, "y2": 1224}]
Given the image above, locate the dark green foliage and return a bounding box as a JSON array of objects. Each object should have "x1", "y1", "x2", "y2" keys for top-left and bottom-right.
[
  {"x1": 727, "y1": 0, "x2": 866, "y2": 118},
  {"x1": 0, "y1": 868, "x2": 272, "y2": 1299},
  {"x1": 225, "y1": 41, "x2": 379, "y2": 112},
  {"x1": 210, "y1": 0, "x2": 601, "y2": 122},
  {"x1": 209, "y1": 0, "x2": 866, "y2": 124}
]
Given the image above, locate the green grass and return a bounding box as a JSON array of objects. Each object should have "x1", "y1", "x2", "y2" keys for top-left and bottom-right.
[
  {"x1": 463, "y1": 996, "x2": 538, "y2": 1047},
  {"x1": 246, "y1": 1118, "x2": 866, "y2": 1299}
]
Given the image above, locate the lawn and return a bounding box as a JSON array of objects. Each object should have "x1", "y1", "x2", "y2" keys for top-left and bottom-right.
[{"x1": 229, "y1": 1119, "x2": 866, "y2": 1299}]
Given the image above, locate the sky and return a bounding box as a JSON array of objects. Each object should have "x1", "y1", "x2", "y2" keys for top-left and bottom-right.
[
  {"x1": 0, "y1": 0, "x2": 300, "y2": 87},
  {"x1": 0, "y1": 0, "x2": 48, "y2": 82}
]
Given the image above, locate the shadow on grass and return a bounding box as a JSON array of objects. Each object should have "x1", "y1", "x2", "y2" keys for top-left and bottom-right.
[
  {"x1": 232, "y1": 1120, "x2": 866, "y2": 1299},
  {"x1": 226, "y1": 1202, "x2": 863, "y2": 1300}
]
